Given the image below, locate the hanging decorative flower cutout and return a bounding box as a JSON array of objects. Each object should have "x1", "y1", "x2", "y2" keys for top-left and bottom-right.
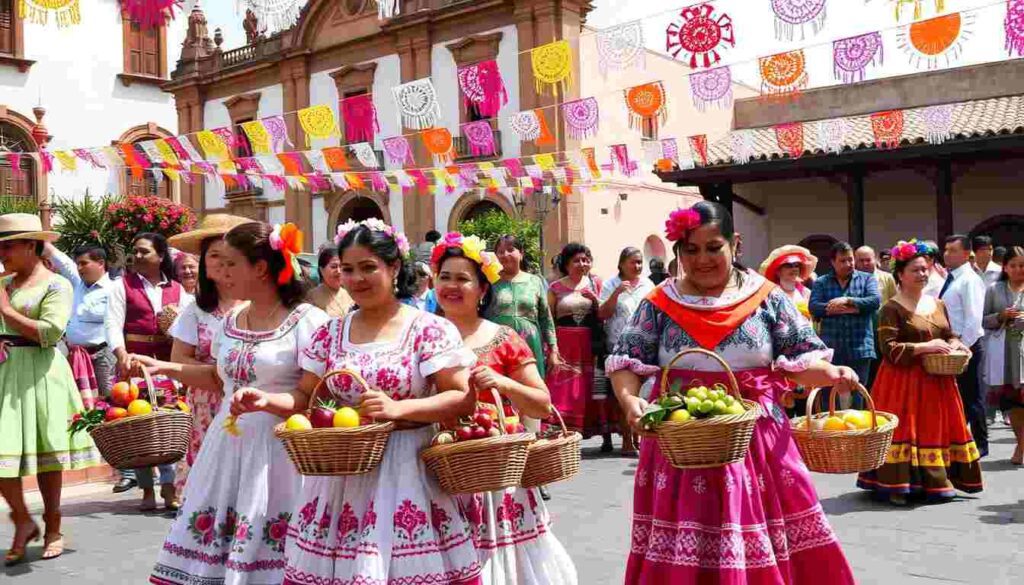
[
  {"x1": 759, "y1": 50, "x2": 809, "y2": 97},
  {"x1": 596, "y1": 20, "x2": 646, "y2": 76},
  {"x1": 120, "y1": 0, "x2": 180, "y2": 28},
  {"x1": 833, "y1": 32, "x2": 884, "y2": 84},
  {"x1": 666, "y1": 3, "x2": 735, "y2": 69},
  {"x1": 897, "y1": 12, "x2": 973, "y2": 70},
  {"x1": 689, "y1": 66, "x2": 733, "y2": 111},
  {"x1": 770, "y1": 0, "x2": 826, "y2": 41},
  {"x1": 1006, "y1": 0, "x2": 1024, "y2": 57},
  {"x1": 561, "y1": 97, "x2": 600, "y2": 140}
]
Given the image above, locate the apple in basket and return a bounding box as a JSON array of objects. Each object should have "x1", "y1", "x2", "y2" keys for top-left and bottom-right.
[
  {"x1": 310, "y1": 400, "x2": 338, "y2": 429},
  {"x1": 105, "y1": 407, "x2": 128, "y2": 422},
  {"x1": 110, "y1": 381, "x2": 140, "y2": 408}
]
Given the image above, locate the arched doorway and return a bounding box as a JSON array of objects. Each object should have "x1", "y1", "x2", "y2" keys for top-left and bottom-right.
[
  {"x1": 117, "y1": 123, "x2": 175, "y2": 200},
  {"x1": 337, "y1": 195, "x2": 385, "y2": 223},
  {"x1": 798, "y1": 234, "x2": 839, "y2": 275},
  {"x1": 970, "y1": 215, "x2": 1024, "y2": 250},
  {"x1": 0, "y1": 120, "x2": 37, "y2": 202},
  {"x1": 447, "y1": 192, "x2": 515, "y2": 231},
  {"x1": 643, "y1": 235, "x2": 667, "y2": 262}
]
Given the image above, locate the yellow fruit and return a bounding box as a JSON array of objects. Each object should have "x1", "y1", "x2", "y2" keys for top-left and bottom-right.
[
  {"x1": 333, "y1": 407, "x2": 361, "y2": 428},
  {"x1": 668, "y1": 409, "x2": 692, "y2": 423},
  {"x1": 285, "y1": 414, "x2": 313, "y2": 430},
  {"x1": 822, "y1": 416, "x2": 848, "y2": 431},
  {"x1": 875, "y1": 415, "x2": 889, "y2": 427},
  {"x1": 176, "y1": 400, "x2": 191, "y2": 414},
  {"x1": 126, "y1": 399, "x2": 153, "y2": 417},
  {"x1": 842, "y1": 411, "x2": 871, "y2": 430}
]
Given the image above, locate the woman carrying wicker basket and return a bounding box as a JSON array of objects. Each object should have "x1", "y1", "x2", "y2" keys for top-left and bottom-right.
[
  {"x1": 165, "y1": 215, "x2": 251, "y2": 496},
  {"x1": 134, "y1": 222, "x2": 329, "y2": 585},
  {"x1": 608, "y1": 202, "x2": 859, "y2": 584},
  {"x1": 235, "y1": 220, "x2": 483, "y2": 584},
  {"x1": 856, "y1": 240, "x2": 982, "y2": 505},
  {"x1": 432, "y1": 233, "x2": 578, "y2": 585}
]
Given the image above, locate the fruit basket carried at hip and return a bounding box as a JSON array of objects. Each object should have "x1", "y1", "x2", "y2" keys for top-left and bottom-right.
[
  {"x1": 421, "y1": 388, "x2": 535, "y2": 495},
  {"x1": 639, "y1": 348, "x2": 760, "y2": 469},
  {"x1": 274, "y1": 369, "x2": 394, "y2": 476},
  {"x1": 922, "y1": 351, "x2": 971, "y2": 376},
  {"x1": 88, "y1": 366, "x2": 192, "y2": 469},
  {"x1": 791, "y1": 385, "x2": 898, "y2": 474},
  {"x1": 521, "y1": 406, "x2": 582, "y2": 489}
]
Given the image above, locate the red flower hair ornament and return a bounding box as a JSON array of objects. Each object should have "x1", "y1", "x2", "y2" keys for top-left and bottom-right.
[
  {"x1": 269, "y1": 223, "x2": 304, "y2": 285},
  {"x1": 665, "y1": 207, "x2": 702, "y2": 242}
]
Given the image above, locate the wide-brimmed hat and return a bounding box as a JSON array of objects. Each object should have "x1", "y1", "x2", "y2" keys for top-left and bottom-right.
[
  {"x1": 759, "y1": 245, "x2": 817, "y2": 283},
  {"x1": 168, "y1": 214, "x2": 253, "y2": 254},
  {"x1": 0, "y1": 213, "x2": 60, "y2": 243}
]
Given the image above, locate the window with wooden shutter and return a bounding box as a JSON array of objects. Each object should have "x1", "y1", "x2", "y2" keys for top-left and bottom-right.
[
  {"x1": 0, "y1": 0, "x2": 15, "y2": 55},
  {"x1": 122, "y1": 16, "x2": 165, "y2": 79}
]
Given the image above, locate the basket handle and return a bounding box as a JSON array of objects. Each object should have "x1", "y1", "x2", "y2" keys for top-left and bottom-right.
[
  {"x1": 804, "y1": 383, "x2": 876, "y2": 436},
  {"x1": 659, "y1": 348, "x2": 742, "y2": 403},
  {"x1": 129, "y1": 360, "x2": 158, "y2": 409},
  {"x1": 546, "y1": 404, "x2": 569, "y2": 436},
  {"x1": 308, "y1": 368, "x2": 373, "y2": 412}
]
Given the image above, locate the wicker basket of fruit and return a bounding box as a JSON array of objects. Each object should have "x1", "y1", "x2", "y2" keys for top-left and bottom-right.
[
  {"x1": 421, "y1": 389, "x2": 535, "y2": 495},
  {"x1": 78, "y1": 366, "x2": 192, "y2": 470},
  {"x1": 922, "y1": 352, "x2": 970, "y2": 376},
  {"x1": 790, "y1": 385, "x2": 898, "y2": 474},
  {"x1": 520, "y1": 406, "x2": 582, "y2": 489},
  {"x1": 640, "y1": 348, "x2": 760, "y2": 469},
  {"x1": 274, "y1": 369, "x2": 394, "y2": 476}
]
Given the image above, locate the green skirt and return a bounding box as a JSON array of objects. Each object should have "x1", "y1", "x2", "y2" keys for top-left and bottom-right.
[
  {"x1": 490, "y1": 315, "x2": 548, "y2": 378},
  {"x1": 0, "y1": 346, "x2": 100, "y2": 478}
]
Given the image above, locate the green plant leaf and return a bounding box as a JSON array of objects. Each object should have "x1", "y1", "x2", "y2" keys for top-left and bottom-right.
[{"x1": 457, "y1": 209, "x2": 541, "y2": 273}]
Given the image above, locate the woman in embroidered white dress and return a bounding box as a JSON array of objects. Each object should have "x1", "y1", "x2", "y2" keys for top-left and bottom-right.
[
  {"x1": 609, "y1": 202, "x2": 858, "y2": 584},
  {"x1": 235, "y1": 221, "x2": 483, "y2": 585},
  {"x1": 431, "y1": 233, "x2": 577, "y2": 585},
  {"x1": 135, "y1": 222, "x2": 328, "y2": 585},
  {"x1": 167, "y1": 214, "x2": 251, "y2": 495}
]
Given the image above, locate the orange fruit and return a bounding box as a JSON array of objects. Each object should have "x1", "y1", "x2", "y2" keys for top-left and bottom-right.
[{"x1": 127, "y1": 399, "x2": 153, "y2": 417}]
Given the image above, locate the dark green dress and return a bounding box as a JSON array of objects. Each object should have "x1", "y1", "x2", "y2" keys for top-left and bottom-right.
[{"x1": 484, "y1": 272, "x2": 557, "y2": 377}]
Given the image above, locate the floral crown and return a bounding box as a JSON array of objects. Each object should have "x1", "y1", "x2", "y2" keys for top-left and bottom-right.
[
  {"x1": 664, "y1": 207, "x2": 702, "y2": 242},
  {"x1": 269, "y1": 223, "x2": 304, "y2": 285},
  {"x1": 335, "y1": 218, "x2": 411, "y2": 257},
  {"x1": 430, "y1": 232, "x2": 503, "y2": 284},
  {"x1": 889, "y1": 238, "x2": 936, "y2": 270}
]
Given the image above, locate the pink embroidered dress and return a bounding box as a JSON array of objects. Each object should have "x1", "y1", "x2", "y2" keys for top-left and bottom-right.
[
  {"x1": 151, "y1": 304, "x2": 329, "y2": 585},
  {"x1": 169, "y1": 302, "x2": 230, "y2": 493},
  {"x1": 605, "y1": 275, "x2": 856, "y2": 584},
  {"x1": 283, "y1": 309, "x2": 483, "y2": 585},
  {"x1": 461, "y1": 326, "x2": 578, "y2": 585}
]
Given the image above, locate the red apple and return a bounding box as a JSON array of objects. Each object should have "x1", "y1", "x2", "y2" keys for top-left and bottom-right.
[
  {"x1": 456, "y1": 426, "x2": 474, "y2": 441},
  {"x1": 310, "y1": 401, "x2": 337, "y2": 429},
  {"x1": 105, "y1": 407, "x2": 128, "y2": 422},
  {"x1": 471, "y1": 426, "x2": 488, "y2": 439},
  {"x1": 473, "y1": 412, "x2": 493, "y2": 430}
]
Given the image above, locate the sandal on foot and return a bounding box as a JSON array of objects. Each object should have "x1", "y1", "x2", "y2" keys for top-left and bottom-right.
[
  {"x1": 41, "y1": 533, "x2": 63, "y2": 561},
  {"x1": 160, "y1": 485, "x2": 180, "y2": 511},
  {"x1": 4, "y1": 521, "x2": 40, "y2": 567}
]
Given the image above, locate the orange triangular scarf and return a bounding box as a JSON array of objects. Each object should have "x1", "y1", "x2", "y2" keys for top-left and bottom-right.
[{"x1": 647, "y1": 280, "x2": 776, "y2": 350}]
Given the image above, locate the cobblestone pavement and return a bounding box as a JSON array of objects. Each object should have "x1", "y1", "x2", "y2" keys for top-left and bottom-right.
[{"x1": 2, "y1": 425, "x2": 1023, "y2": 584}]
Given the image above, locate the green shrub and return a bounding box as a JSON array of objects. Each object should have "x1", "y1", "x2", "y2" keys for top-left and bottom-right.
[
  {"x1": 0, "y1": 197, "x2": 39, "y2": 215},
  {"x1": 457, "y1": 210, "x2": 541, "y2": 272},
  {"x1": 51, "y1": 193, "x2": 126, "y2": 267}
]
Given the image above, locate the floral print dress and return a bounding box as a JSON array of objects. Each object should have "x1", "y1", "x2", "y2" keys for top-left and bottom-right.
[
  {"x1": 151, "y1": 304, "x2": 329, "y2": 585},
  {"x1": 169, "y1": 302, "x2": 230, "y2": 493},
  {"x1": 461, "y1": 326, "x2": 578, "y2": 585},
  {"x1": 283, "y1": 309, "x2": 483, "y2": 585}
]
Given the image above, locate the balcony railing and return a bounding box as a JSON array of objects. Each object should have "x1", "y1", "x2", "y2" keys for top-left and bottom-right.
[{"x1": 217, "y1": 36, "x2": 284, "y2": 70}]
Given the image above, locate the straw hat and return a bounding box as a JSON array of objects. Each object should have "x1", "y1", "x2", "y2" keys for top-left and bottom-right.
[
  {"x1": 0, "y1": 213, "x2": 60, "y2": 243},
  {"x1": 168, "y1": 214, "x2": 253, "y2": 255},
  {"x1": 759, "y1": 245, "x2": 817, "y2": 283}
]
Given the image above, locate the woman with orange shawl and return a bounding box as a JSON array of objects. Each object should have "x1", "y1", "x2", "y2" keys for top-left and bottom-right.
[{"x1": 608, "y1": 202, "x2": 857, "y2": 584}]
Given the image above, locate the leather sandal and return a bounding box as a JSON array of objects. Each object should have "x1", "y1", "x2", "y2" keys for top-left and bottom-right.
[
  {"x1": 41, "y1": 513, "x2": 63, "y2": 561},
  {"x1": 160, "y1": 484, "x2": 180, "y2": 511},
  {"x1": 4, "y1": 514, "x2": 40, "y2": 567}
]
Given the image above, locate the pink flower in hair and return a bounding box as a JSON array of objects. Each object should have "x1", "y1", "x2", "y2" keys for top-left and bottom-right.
[{"x1": 664, "y1": 208, "x2": 702, "y2": 242}]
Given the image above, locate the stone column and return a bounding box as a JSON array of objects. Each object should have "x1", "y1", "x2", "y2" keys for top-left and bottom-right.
[{"x1": 281, "y1": 55, "x2": 313, "y2": 249}]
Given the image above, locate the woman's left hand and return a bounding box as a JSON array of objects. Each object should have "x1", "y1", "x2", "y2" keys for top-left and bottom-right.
[
  {"x1": 360, "y1": 390, "x2": 404, "y2": 421},
  {"x1": 829, "y1": 365, "x2": 860, "y2": 395}
]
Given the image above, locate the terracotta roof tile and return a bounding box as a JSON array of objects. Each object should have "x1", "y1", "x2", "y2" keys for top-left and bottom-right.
[{"x1": 701, "y1": 95, "x2": 1024, "y2": 166}]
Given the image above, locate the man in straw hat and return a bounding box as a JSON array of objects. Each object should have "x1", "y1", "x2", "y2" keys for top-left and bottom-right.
[{"x1": 0, "y1": 213, "x2": 101, "y2": 564}]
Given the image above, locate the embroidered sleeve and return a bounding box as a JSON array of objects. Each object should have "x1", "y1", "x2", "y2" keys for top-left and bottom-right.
[
  {"x1": 299, "y1": 319, "x2": 335, "y2": 378},
  {"x1": 499, "y1": 328, "x2": 538, "y2": 369},
  {"x1": 605, "y1": 299, "x2": 663, "y2": 376},
  {"x1": 417, "y1": 316, "x2": 475, "y2": 377},
  {"x1": 879, "y1": 303, "x2": 915, "y2": 366},
  {"x1": 769, "y1": 289, "x2": 834, "y2": 372},
  {"x1": 36, "y1": 276, "x2": 73, "y2": 348}
]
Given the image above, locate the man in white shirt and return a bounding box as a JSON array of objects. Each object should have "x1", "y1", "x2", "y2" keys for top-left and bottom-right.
[
  {"x1": 942, "y1": 234, "x2": 989, "y2": 456},
  {"x1": 972, "y1": 235, "x2": 1002, "y2": 286}
]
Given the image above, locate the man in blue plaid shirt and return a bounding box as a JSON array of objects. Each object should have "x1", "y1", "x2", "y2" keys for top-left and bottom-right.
[{"x1": 810, "y1": 242, "x2": 881, "y2": 408}]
